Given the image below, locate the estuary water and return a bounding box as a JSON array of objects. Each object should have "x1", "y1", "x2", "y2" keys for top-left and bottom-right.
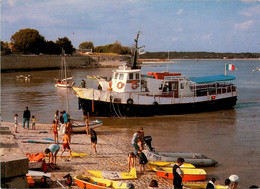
[{"x1": 1, "y1": 59, "x2": 260, "y2": 187}]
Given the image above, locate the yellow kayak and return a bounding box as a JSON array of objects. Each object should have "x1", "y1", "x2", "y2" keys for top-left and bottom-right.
[
  {"x1": 57, "y1": 152, "x2": 87, "y2": 158},
  {"x1": 74, "y1": 174, "x2": 134, "y2": 189},
  {"x1": 184, "y1": 183, "x2": 227, "y2": 189},
  {"x1": 148, "y1": 161, "x2": 195, "y2": 168},
  {"x1": 85, "y1": 168, "x2": 137, "y2": 180}
]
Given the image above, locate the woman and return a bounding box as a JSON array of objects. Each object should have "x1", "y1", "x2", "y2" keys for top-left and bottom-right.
[{"x1": 90, "y1": 129, "x2": 97, "y2": 154}]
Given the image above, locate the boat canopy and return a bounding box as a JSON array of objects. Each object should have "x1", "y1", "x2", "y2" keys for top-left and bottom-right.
[{"x1": 189, "y1": 75, "x2": 236, "y2": 84}]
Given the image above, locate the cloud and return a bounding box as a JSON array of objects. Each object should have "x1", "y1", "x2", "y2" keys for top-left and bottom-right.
[
  {"x1": 234, "y1": 20, "x2": 254, "y2": 30},
  {"x1": 8, "y1": 0, "x2": 15, "y2": 7},
  {"x1": 176, "y1": 9, "x2": 183, "y2": 15},
  {"x1": 239, "y1": 5, "x2": 260, "y2": 17},
  {"x1": 240, "y1": 0, "x2": 259, "y2": 2},
  {"x1": 202, "y1": 33, "x2": 213, "y2": 40},
  {"x1": 171, "y1": 37, "x2": 178, "y2": 42},
  {"x1": 174, "y1": 28, "x2": 183, "y2": 32}
]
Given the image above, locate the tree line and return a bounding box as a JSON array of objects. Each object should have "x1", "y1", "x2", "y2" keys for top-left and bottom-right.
[
  {"x1": 1, "y1": 28, "x2": 131, "y2": 55},
  {"x1": 140, "y1": 51, "x2": 260, "y2": 59}
]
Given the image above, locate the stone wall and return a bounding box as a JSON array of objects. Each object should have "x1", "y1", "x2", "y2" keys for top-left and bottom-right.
[{"x1": 1, "y1": 54, "x2": 131, "y2": 72}]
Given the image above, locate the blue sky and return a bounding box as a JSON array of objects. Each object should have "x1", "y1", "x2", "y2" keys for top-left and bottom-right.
[{"x1": 1, "y1": 0, "x2": 260, "y2": 52}]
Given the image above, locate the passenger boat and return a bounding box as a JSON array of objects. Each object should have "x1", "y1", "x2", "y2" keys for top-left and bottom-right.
[
  {"x1": 143, "y1": 150, "x2": 218, "y2": 167},
  {"x1": 85, "y1": 168, "x2": 137, "y2": 180},
  {"x1": 74, "y1": 175, "x2": 134, "y2": 189},
  {"x1": 55, "y1": 49, "x2": 74, "y2": 88},
  {"x1": 73, "y1": 32, "x2": 237, "y2": 117},
  {"x1": 148, "y1": 164, "x2": 206, "y2": 181},
  {"x1": 71, "y1": 119, "x2": 103, "y2": 132}
]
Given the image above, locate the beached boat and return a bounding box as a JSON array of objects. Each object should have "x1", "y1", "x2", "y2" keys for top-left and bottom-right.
[
  {"x1": 74, "y1": 175, "x2": 134, "y2": 189},
  {"x1": 143, "y1": 150, "x2": 218, "y2": 167},
  {"x1": 148, "y1": 161, "x2": 195, "y2": 168},
  {"x1": 184, "y1": 183, "x2": 226, "y2": 189},
  {"x1": 71, "y1": 119, "x2": 103, "y2": 133},
  {"x1": 55, "y1": 49, "x2": 74, "y2": 88},
  {"x1": 149, "y1": 164, "x2": 206, "y2": 181},
  {"x1": 86, "y1": 168, "x2": 137, "y2": 180},
  {"x1": 73, "y1": 32, "x2": 237, "y2": 117}
]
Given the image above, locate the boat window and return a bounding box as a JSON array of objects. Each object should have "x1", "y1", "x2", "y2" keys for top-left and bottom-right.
[
  {"x1": 115, "y1": 73, "x2": 118, "y2": 79},
  {"x1": 119, "y1": 74, "x2": 124, "y2": 80},
  {"x1": 180, "y1": 83, "x2": 184, "y2": 89},
  {"x1": 171, "y1": 83, "x2": 177, "y2": 90},
  {"x1": 129, "y1": 73, "x2": 133, "y2": 80},
  {"x1": 136, "y1": 73, "x2": 139, "y2": 79}
]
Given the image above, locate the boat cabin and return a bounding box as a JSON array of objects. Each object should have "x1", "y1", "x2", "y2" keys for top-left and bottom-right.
[{"x1": 111, "y1": 64, "x2": 141, "y2": 93}]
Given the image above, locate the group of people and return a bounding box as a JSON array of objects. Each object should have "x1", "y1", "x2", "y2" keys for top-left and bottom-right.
[
  {"x1": 44, "y1": 110, "x2": 98, "y2": 166},
  {"x1": 14, "y1": 106, "x2": 36, "y2": 133}
]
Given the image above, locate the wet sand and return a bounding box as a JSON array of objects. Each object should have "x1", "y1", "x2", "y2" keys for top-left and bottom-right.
[{"x1": 1, "y1": 122, "x2": 176, "y2": 188}]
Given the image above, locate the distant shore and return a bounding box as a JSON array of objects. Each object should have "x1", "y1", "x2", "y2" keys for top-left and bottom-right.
[{"x1": 1, "y1": 54, "x2": 131, "y2": 72}]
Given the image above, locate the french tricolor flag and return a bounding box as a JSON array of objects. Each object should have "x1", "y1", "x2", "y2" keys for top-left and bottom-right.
[{"x1": 226, "y1": 64, "x2": 235, "y2": 71}]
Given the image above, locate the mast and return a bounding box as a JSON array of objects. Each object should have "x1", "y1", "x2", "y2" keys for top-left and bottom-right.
[
  {"x1": 131, "y1": 31, "x2": 140, "y2": 69},
  {"x1": 62, "y1": 48, "x2": 70, "y2": 113}
]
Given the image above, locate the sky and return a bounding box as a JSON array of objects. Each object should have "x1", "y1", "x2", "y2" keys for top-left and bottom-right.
[{"x1": 1, "y1": 0, "x2": 260, "y2": 53}]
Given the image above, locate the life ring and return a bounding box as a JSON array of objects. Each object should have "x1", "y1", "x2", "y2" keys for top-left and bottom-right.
[
  {"x1": 131, "y1": 81, "x2": 139, "y2": 90},
  {"x1": 117, "y1": 82, "x2": 124, "y2": 89},
  {"x1": 127, "y1": 98, "x2": 134, "y2": 105}
]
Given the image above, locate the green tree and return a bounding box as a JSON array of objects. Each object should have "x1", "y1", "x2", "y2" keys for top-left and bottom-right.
[
  {"x1": 1, "y1": 41, "x2": 12, "y2": 55},
  {"x1": 43, "y1": 41, "x2": 60, "y2": 55},
  {"x1": 56, "y1": 37, "x2": 75, "y2": 55},
  {"x1": 79, "y1": 41, "x2": 94, "y2": 51},
  {"x1": 10, "y1": 28, "x2": 45, "y2": 54}
]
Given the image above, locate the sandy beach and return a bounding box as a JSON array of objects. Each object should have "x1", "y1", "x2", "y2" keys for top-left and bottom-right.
[{"x1": 1, "y1": 121, "x2": 176, "y2": 188}]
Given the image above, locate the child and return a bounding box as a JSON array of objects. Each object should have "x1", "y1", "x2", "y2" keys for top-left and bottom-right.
[
  {"x1": 137, "y1": 150, "x2": 148, "y2": 174},
  {"x1": 89, "y1": 129, "x2": 97, "y2": 154},
  {"x1": 45, "y1": 144, "x2": 60, "y2": 165},
  {"x1": 50, "y1": 120, "x2": 59, "y2": 144},
  {"x1": 14, "y1": 114, "x2": 18, "y2": 133},
  {"x1": 60, "y1": 130, "x2": 72, "y2": 158},
  {"x1": 31, "y1": 115, "x2": 36, "y2": 130},
  {"x1": 128, "y1": 152, "x2": 136, "y2": 172}
]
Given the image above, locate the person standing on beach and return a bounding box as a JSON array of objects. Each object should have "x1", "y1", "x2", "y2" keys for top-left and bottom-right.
[
  {"x1": 31, "y1": 115, "x2": 36, "y2": 130},
  {"x1": 63, "y1": 110, "x2": 69, "y2": 128},
  {"x1": 131, "y1": 131, "x2": 140, "y2": 155},
  {"x1": 54, "y1": 110, "x2": 59, "y2": 125},
  {"x1": 85, "y1": 112, "x2": 90, "y2": 135},
  {"x1": 66, "y1": 118, "x2": 72, "y2": 143},
  {"x1": 59, "y1": 130, "x2": 72, "y2": 158},
  {"x1": 138, "y1": 127, "x2": 144, "y2": 150},
  {"x1": 59, "y1": 111, "x2": 65, "y2": 135},
  {"x1": 89, "y1": 129, "x2": 97, "y2": 154},
  {"x1": 50, "y1": 120, "x2": 59, "y2": 144},
  {"x1": 128, "y1": 152, "x2": 136, "y2": 172},
  {"x1": 14, "y1": 114, "x2": 18, "y2": 133},
  {"x1": 45, "y1": 144, "x2": 60, "y2": 165},
  {"x1": 173, "y1": 157, "x2": 185, "y2": 189},
  {"x1": 23, "y1": 106, "x2": 31, "y2": 129}
]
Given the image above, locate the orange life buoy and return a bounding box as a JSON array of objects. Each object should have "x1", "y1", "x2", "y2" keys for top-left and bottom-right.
[
  {"x1": 117, "y1": 82, "x2": 124, "y2": 89},
  {"x1": 131, "y1": 81, "x2": 139, "y2": 90}
]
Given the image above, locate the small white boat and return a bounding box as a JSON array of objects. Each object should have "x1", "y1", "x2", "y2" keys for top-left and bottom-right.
[
  {"x1": 55, "y1": 49, "x2": 74, "y2": 88},
  {"x1": 71, "y1": 119, "x2": 103, "y2": 133},
  {"x1": 143, "y1": 150, "x2": 218, "y2": 167}
]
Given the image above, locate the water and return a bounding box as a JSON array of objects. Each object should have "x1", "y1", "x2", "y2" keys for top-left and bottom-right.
[{"x1": 1, "y1": 59, "x2": 260, "y2": 187}]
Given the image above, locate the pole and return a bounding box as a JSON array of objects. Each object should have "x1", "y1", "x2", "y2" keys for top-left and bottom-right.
[{"x1": 224, "y1": 63, "x2": 227, "y2": 76}]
